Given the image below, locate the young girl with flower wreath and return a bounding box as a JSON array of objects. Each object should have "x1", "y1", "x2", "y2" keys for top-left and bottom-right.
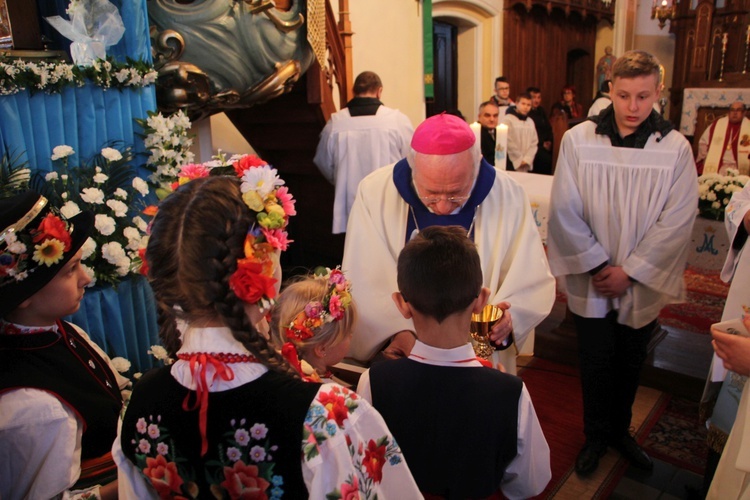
[
  {"x1": 113, "y1": 170, "x2": 419, "y2": 498},
  {"x1": 271, "y1": 268, "x2": 357, "y2": 385}
]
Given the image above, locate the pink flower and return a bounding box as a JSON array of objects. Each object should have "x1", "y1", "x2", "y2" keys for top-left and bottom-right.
[
  {"x1": 340, "y1": 476, "x2": 360, "y2": 500},
  {"x1": 275, "y1": 186, "x2": 296, "y2": 216},
  {"x1": 235, "y1": 428, "x2": 250, "y2": 446},
  {"x1": 147, "y1": 424, "x2": 160, "y2": 439},
  {"x1": 138, "y1": 438, "x2": 151, "y2": 454},
  {"x1": 261, "y1": 228, "x2": 291, "y2": 251},
  {"x1": 178, "y1": 163, "x2": 209, "y2": 180},
  {"x1": 250, "y1": 423, "x2": 268, "y2": 439},
  {"x1": 136, "y1": 418, "x2": 147, "y2": 434},
  {"x1": 304, "y1": 301, "x2": 323, "y2": 319},
  {"x1": 329, "y1": 294, "x2": 344, "y2": 320},
  {"x1": 156, "y1": 442, "x2": 169, "y2": 456}
]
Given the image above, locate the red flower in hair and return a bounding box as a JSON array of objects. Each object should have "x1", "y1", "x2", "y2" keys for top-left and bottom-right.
[
  {"x1": 138, "y1": 247, "x2": 149, "y2": 276},
  {"x1": 233, "y1": 155, "x2": 268, "y2": 177},
  {"x1": 230, "y1": 259, "x2": 277, "y2": 304},
  {"x1": 33, "y1": 213, "x2": 72, "y2": 251}
]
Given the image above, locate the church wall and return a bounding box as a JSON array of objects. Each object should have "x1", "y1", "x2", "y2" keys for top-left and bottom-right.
[{"x1": 348, "y1": 0, "x2": 426, "y2": 127}]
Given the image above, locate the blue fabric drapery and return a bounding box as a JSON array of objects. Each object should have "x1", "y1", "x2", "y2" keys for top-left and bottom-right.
[
  {"x1": 67, "y1": 276, "x2": 159, "y2": 372},
  {"x1": 1, "y1": 0, "x2": 160, "y2": 369}
]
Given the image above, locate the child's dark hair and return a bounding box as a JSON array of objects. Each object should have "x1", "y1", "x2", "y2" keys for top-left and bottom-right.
[
  {"x1": 396, "y1": 225, "x2": 482, "y2": 323},
  {"x1": 146, "y1": 175, "x2": 298, "y2": 377}
]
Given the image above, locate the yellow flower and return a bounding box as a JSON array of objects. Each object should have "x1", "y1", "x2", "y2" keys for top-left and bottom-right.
[
  {"x1": 33, "y1": 239, "x2": 65, "y2": 266},
  {"x1": 242, "y1": 191, "x2": 265, "y2": 212}
]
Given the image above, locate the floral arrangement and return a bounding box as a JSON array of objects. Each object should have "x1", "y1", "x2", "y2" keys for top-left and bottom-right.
[
  {"x1": 136, "y1": 110, "x2": 195, "y2": 198},
  {"x1": 167, "y1": 152, "x2": 296, "y2": 310},
  {"x1": 285, "y1": 267, "x2": 353, "y2": 342},
  {"x1": 698, "y1": 169, "x2": 749, "y2": 221},
  {"x1": 0, "y1": 204, "x2": 75, "y2": 286},
  {"x1": 0, "y1": 56, "x2": 157, "y2": 96},
  {"x1": 36, "y1": 144, "x2": 151, "y2": 286}
]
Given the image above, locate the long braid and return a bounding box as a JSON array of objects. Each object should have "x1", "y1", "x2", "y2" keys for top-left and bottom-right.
[{"x1": 152, "y1": 176, "x2": 299, "y2": 378}]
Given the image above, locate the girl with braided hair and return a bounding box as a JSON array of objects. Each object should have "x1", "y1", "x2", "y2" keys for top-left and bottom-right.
[{"x1": 114, "y1": 173, "x2": 419, "y2": 498}]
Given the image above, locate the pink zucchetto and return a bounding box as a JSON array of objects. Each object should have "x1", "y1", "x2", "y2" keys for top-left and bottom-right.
[{"x1": 411, "y1": 112, "x2": 475, "y2": 155}]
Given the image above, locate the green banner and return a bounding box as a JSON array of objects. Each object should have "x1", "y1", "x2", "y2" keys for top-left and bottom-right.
[{"x1": 422, "y1": 0, "x2": 434, "y2": 99}]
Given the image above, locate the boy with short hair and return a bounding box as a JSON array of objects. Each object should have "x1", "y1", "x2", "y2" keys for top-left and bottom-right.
[
  {"x1": 0, "y1": 191, "x2": 129, "y2": 499},
  {"x1": 357, "y1": 225, "x2": 551, "y2": 499},
  {"x1": 502, "y1": 92, "x2": 538, "y2": 172},
  {"x1": 547, "y1": 50, "x2": 698, "y2": 476}
]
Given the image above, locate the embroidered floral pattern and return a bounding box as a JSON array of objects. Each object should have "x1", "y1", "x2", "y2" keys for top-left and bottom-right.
[
  {"x1": 303, "y1": 385, "x2": 405, "y2": 499},
  {"x1": 129, "y1": 415, "x2": 284, "y2": 499}
]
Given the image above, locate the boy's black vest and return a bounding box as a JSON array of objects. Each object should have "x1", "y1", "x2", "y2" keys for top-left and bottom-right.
[
  {"x1": 370, "y1": 358, "x2": 522, "y2": 499},
  {"x1": 0, "y1": 321, "x2": 123, "y2": 458},
  {"x1": 121, "y1": 367, "x2": 320, "y2": 498}
]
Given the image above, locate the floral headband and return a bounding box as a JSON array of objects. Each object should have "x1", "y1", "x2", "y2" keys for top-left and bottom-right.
[
  {"x1": 285, "y1": 267, "x2": 353, "y2": 342},
  {"x1": 172, "y1": 154, "x2": 296, "y2": 311},
  {"x1": 0, "y1": 197, "x2": 74, "y2": 287}
]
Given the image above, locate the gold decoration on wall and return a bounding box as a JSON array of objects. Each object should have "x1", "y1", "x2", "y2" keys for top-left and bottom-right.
[{"x1": 307, "y1": 0, "x2": 326, "y2": 68}]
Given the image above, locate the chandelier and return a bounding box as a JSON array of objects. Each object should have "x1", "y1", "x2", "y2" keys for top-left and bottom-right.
[{"x1": 651, "y1": 0, "x2": 677, "y2": 29}]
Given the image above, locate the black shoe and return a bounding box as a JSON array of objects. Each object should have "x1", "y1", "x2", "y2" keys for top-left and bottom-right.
[
  {"x1": 610, "y1": 434, "x2": 653, "y2": 471},
  {"x1": 575, "y1": 440, "x2": 607, "y2": 476}
]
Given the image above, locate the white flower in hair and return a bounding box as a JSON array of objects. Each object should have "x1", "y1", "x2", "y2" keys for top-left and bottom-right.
[
  {"x1": 60, "y1": 201, "x2": 81, "y2": 219},
  {"x1": 106, "y1": 199, "x2": 128, "y2": 217},
  {"x1": 81, "y1": 187, "x2": 105, "y2": 204},
  {"x1": 95, "y1": 214, "x2": 116, "y2": 236},
  {"x1": 7, "y1": 240, "x2": 26, "y2": 254},
  {"x1": 240, "y1": 165, "x2": 283, "y2": 198},
  {"x1": 101, "y1": 147, "x2": 123, "y2": 162},
  {"x1": 51, "y1": 145, "x2": 74, "y2": 160}
]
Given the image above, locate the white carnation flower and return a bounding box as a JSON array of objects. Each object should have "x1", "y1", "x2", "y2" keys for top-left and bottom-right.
[
  {"x1": 148, "y1": 345, "x2": 170, "y2": 361},
  {"x1": 59, "y1": 201, "x2": 81, "y2": 219},
  {"x1": 50, "y1": 145, "x2": 74, "y2": 161},
  {"x1": 45, "y1": 171, "x2": 59, "y2": 181},
  {"x1": 101, "y1": 147, "x2": 123, "y2": 162},
  {"x1": 81, "y1": 237, "x2": 97, "y2": 260},
  {"x1": 712, "y1": 201, "x2": 721, "y2": 209},
  {"x1": 93, "y1": 173, "x2": 108, "y2": 184},
  {"x1": 80, "y1": 187, "x2": 105, "y2": 204},
  {"x1": 102, "y1": 241, "x2": 127, "y2": 266},
  {"x1": 81, "y1": 263, "x2": 96, "y2": 286},
  {"x1": 7, "y1": 240, "x2": 26, "y2": 254},
  {"x1": 114, "y1": 188, "x2": 128, "y2": 199},
  {"x1": 132, "y1": 216, "x2": 148, "y2": 233},
  {"x1": 95, "y1": 214, "x2": 116, "y2": 236},
  {"x1": 110, "y1": 357, "x2": 131, "y2": 373},
  {"x1": 106, "y1": 199, "x2": 129, "y2": 217},
  {"x1": 123, "y1": 226, "x2": 142, "y2": 250},
  {"x1": 132, "y1": 177, "x2": 149, "y2": 196}
]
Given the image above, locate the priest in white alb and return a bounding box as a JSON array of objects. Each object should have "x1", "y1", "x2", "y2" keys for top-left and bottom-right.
[
  {"x1": 696, "y1": 101, "x2": 750, "y2": 175},
  {"x1": 341, "y1": 113, "x2": 555, "y2": 375}
]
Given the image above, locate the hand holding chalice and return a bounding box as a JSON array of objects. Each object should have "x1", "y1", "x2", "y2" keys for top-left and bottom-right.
[{"x1": 471, "y1": 304, "x2": 503, "y2": 359}]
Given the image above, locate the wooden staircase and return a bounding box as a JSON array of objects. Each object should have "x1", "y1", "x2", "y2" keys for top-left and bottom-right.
[{"x1": 225, "y1": 0, "x2": 352, "y2": 273}]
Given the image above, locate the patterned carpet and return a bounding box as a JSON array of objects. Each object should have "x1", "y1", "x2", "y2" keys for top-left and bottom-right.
[
  {"x1": 658, "y1": 265, "x2": 729, "y2": 334},
  {"x1": 641, "y1": 396, "x2": 708, "y2": 475}
]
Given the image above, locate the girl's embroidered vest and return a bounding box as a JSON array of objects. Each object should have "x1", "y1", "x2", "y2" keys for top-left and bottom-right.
[
  {"x1": 0, "y1": 321, "x2": 123, "y2": 459},
  {"x1": 121, "y1": 367, "x2": 320, "y2": 498}
]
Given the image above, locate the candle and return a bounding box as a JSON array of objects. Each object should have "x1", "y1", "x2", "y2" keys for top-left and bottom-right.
[
  {"x1": 495, "y1": 124, "x2": 508, "y2": 171},
  {"x1": 723, "y1": 32, "x2": 729, "y2": 48},
  {"x1": 746, "y1": 25, "x2": 749, "y2": 45},
  {"x1": 661, "y1": 0, "x2": 667, "y2": 6},
  {"x1": 470, "y1": 122, "x2": 481, "y2": 147}
]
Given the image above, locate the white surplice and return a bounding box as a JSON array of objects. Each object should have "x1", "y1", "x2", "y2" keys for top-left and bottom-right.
[
  {"x1": 706, "y1": 184, "x2": 750, "y2": 500},
  {"x1": 341, "y1": 163, "x2": 555, "y2": 373},
  {"x1": 547, "y1": 121, "x2": 698, "y2": 328},
  {"x1": 313, "y1": 106, "x2": 413, "y2": 234},
  {"x1": 501, "y1": 113, "x2": 538, "y2": 171}
]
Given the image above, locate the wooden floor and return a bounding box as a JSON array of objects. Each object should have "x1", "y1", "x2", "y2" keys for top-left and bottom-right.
[{"x1": 534, "y1": 299, "x2": 714, "y2": 401}]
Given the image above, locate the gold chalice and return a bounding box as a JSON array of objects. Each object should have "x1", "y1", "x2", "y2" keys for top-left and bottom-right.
[{"x1": 470, "y1": 304, "x2": 503, "y2": 359}]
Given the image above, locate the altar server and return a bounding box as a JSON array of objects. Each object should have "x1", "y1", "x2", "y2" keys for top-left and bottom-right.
[
  {"x1": 342, "y1": 112, "x2": 555, "y2": 374},
  {"x1": 548, "y1": 50, "x2": 698, "y2": 476},
  {"x1": 0, "y1": 192, "x2": 129, "y2": 499},
  {"x1": 313, "y1": 71, "x2": 414, "y2": 234}
]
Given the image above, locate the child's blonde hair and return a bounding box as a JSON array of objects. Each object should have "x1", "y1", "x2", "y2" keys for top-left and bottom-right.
[{"x1": 271, "y1": 274, "x2": 358, "y2": 362}]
